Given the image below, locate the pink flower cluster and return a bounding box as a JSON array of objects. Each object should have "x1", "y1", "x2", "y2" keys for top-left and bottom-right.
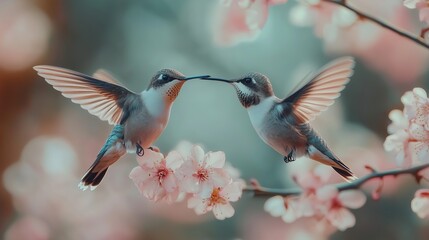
[
  {"x1": 384, "y1": 88, "x2": 429, "y2": 167},
  {"x1": 411, "y1": 187, "x2": 429, "y2": 219},
  {"x1": 129, "y1": 143, "x2": 244, "y2": 220},
  {"x1": 404, "y1": 0, "x2": 429, "y2": 25},
  {"x1": 213, "y1": 0, "x2": 428, "y2": 83},
  {"x1": 264, "y1": 166, "x2": 366, "y2": 231},
  {"x1": 384, "y1": 88, "x2": 429, "y2": 220},
  {"x1": 212, "y1": 0, "x2": 287, "y2": 46},
  {"x1": 289, "y1": 0, "x2": 428, "y2": 83}
]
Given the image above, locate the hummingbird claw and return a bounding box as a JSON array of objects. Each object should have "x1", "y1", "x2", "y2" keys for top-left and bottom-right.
[
  {"x1": 283, "y1": 152, "x2": 295, "y2": 163},
  {"x1": 136, "y1": 144, "x2": 144, "y2": 156},
  {"x1": 148, "y1": 146, "x2": 160, "y2": 152}
]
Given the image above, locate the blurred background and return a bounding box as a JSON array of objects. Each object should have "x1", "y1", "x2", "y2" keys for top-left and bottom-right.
[{"x1": 1, "y1": 0, "x2": 429, "y2": 239}]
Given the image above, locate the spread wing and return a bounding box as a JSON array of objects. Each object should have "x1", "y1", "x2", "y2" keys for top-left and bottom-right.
[
  {"x1": 93, "y1": 69, "x2": 122, "y2": 85},
  {"x1": 280, "y1": 57, "x2": 354, "y2": 123},
  {"x1": 34, "y1": 65, "x2": 137, "y2": 125}
]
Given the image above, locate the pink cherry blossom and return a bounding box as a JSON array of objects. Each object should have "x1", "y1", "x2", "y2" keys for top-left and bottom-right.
[
  {"x1": 264, "y1": 165, "x2": 333, "y2": 223},
  {"x1": 264, "y1": 196, "x2": 305, "y2": 223},
  {"x1": 293, "y1": 164, "x2": 331, "y2": 190},
  {"x1": 129, "y1": 142, "x2": 245, "y2": 220},
  {"x1": 385, "y1": 88, "x2": 429, "y2": 166},
  {"x1": 187, "y1": 181, "x2": 243, "y2": 220},
  {"x1": 402, "y1": 88, "x2": 429, "y2": 126},
  {"x1": 290, "y1": 0, "x2": 429, "y2": 83},
  {"x1": 411, "y1": 189, "x2": 429, "y2": 218},
  {"x1": 264, "y1": 196, "x2": 287, "y2": 217},
  {"x1": 130, "y1": 149, "x2": 183, "y2": 203},
  {"x1": 387, "y1": 109, "x2": 409, "y2": 134},
  {"x1": 316, "y1": 186, "x2": 366, "y2": 231},
  {"x1": 176, "y1": 145, "x2": 230, "y2": 197},
  {"x1": 403, "y1": 0, "x2": 429, "y2": 24},
  {"x1": 384, "y1": 122, "x2": 412, "y2": 167},
  {"x1": 212, "y1": 0, "x2": 287, "y2": 46},
  {"x1": 404, "y1": 0, "x2": 422, "y2": 8}
]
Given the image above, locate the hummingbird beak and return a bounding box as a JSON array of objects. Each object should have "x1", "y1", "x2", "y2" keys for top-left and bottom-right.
[
  {"x1": 199, "y1": 76, "x2": 234, "y2": 83},
  {"x1": 183, "y1": 75, "x2": 211, "y2": 81}
]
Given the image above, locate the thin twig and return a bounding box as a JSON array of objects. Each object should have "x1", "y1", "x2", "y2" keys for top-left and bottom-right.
[
  {"x1": 323, "y1": 0, "x2": 429, "y2": 50},
  {"x1": 245, "y1": 163, "x2": 429, "y2": 197}
]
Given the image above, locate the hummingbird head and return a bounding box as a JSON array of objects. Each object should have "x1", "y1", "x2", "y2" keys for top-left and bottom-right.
[
  {"x1": 148, "y1": 69, "x2": 209, "y2": 102},
  {"x1": 201, "y1": 73, "x2": 274, "y2": 108}
]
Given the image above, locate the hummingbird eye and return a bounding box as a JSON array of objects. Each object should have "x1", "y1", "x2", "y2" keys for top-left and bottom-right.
[
  {"x1": 158, "y1": 74, "x2": 173, "y2": 81},
  {"x1": 242, "y1": 77, "x2": 252, "y2": 84}
]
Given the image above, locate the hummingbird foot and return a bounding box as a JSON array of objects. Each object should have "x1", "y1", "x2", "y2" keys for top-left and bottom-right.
[
  {"x1": 136, "y1": 144, "x2": 144, "y2": 156},
  {"x1": 283, "y1": 152, "x2": 295, "y2": 163},
  {"x1": 148, "y1": 146, "x2": 160, "y2": 152}
]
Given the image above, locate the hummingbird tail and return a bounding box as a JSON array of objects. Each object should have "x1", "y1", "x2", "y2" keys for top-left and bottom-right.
[
  {"x1": 332, "y1": 167, "x2": 357, "y2": 182},
  {"x1": 79, "y1": 167, "x2": 109, "y2": 191},
  {"x1": 78, "y1": 124, "x2": 125, "y2": 191},
  {"x1": 307, "y1": 144, "x2": 358, "y2": 182}
]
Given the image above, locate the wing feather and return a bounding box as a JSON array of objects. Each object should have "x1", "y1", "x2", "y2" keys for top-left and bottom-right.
[
  {"x1": 34, "y1": 65, "x2": 137, "y2": 125},
  {"x1": 281, "y1": 57, "x2": 355, "y2": 123}
]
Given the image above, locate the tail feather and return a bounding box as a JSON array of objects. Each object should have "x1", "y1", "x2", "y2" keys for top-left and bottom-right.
[
  {"x1": 79, "y1": 124, "x2": 125, "y2": 191},
  {"x1": 307, "y1": 144, "x2": 358, "y2": 182},
  {"x1": 332, "y1": 166, "x2": 357, "y2": 182},
  {"x1": 79, "y1": 167, "x2": 109, "y2": 191},
  {"x1": 332, "y1": 158, "x2": 358, "y2": 182}
]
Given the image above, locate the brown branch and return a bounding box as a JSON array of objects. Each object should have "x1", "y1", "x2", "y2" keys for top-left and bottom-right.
[
  {"x1": 245, "y1": 163, "x2": 429, "y2": 197},
  {"x1": 323, "y1": 0, "x2": 429, "y2": 50}
]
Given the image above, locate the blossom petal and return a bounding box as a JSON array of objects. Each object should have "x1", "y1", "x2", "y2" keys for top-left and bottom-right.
[
  {"x1": 187, "y1": 196, "x2": 201, "y2": 209},
  {"x1": 221, "y1": 182, "x2": 243, "y2": 202},
  {"x1": 326, "y1": 208, "x2": 356, "y2": 231},
  {"x1": 387, "y1": 109, "x2": 408, "y2": 134},
  {"x1": 165, "y1": 151, "x2": 184, "y2": 170},
  {"x1": 281, "y1": 198, "x2": 303, "y2": 223},
  {"x1": 205, "y1": 151, "x2": 226, "y2": 168},
  {"x1": 403, "y1": 0, "x2": 420, "y2": 9},
  {"x1": 188, "y1": 197, "x2": 209, "y2": 215},
  {"x1": 338, "y1": 190, "x2": 366, "y2": 209},
  {"x1": 178, "y1": 167, "x2": 199, "y2": 193},
  {"x1": 411, "y1": 189, "x2": 429, "y2": 219},
  {"x1": 408, "y1": 123, "x2": 429, "y2": 141},
  {"x1": 212, "y1": 0, "x2": 268, "y2": 46},
  {"x1": 264, "y1": 196, "x2": 286, "y2": 217},
  {"x1": 129, "y1": 166, "x2": 152, "y2": 192},
  {"x1": 137, "y1": 150, "x2": 164, "y2": 167},
  {"x1": 141, "y1": 177, "x2": 163, "y2": 201},
  {"x1": 191, "y1": 145, "x2": 205, "y2": 165},
  {"x1": 213, "y1": 203, "x2": 235, "y2": 220},
  {"x1": 162, "y1": 174, "x2": 177, "y2": 193},
  {"x1": 316, "y1": 185, "x2": 338, "y2": 201},
  {"x1": 210, "y1": 169, "x2": 230, "y2": 188},
  {"x1": 413, "y1": 87, "x2": 428, "y2": 99},
  {"x1": 174, "y1": 141, "x2": 193, "y2": 159}
]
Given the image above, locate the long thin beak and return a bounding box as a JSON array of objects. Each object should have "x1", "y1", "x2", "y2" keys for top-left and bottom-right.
[
  {"x1": 200, "y1": 76, "x2": 233, "y2": 83},
  {"x1": 183, "y1": 75, "x2": 211, "y2": 80}
]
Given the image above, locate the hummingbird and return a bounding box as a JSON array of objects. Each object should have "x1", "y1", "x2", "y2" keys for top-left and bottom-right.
[
  {"x1": 34, "y1": 66, "x2": 209, "y2": 190},
  {"x1": 202, "y1": 57, "x2": 357, "y2": 181}
]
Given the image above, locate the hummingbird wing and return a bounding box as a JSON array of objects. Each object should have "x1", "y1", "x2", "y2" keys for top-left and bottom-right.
[
  {"x1": 280, "y1": 57, "x2": 354, "y2": 123},
  {"x1": 93, "y1": 69, "x2": 124, "y2": 86},
  {"x1": 34, "y1": 65, "x2": 138, "y2": 125}
]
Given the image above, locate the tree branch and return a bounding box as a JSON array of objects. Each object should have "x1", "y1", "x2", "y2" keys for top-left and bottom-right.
[
  {"x1": 245, "y1": 163, "x2": 429, "y2": 197},
  {"x1": 323, "y1": 0, "x2": 429, "y2": 50}
]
